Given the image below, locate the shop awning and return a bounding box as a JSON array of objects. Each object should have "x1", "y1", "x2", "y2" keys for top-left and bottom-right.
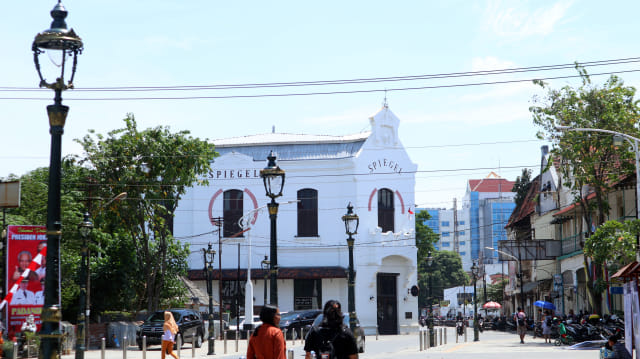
[{"x1": 611, "y1": 261, "x2": 640, "y2": 279}]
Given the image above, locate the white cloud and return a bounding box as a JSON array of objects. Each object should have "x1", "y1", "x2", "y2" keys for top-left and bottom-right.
[{"x1": 484, "y1": 0, "x2": 574, "y2": 38}]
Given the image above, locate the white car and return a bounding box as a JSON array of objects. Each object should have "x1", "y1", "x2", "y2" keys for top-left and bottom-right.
[{"x1": 228, "y1": 315, "x2": 262, "y2": 333}]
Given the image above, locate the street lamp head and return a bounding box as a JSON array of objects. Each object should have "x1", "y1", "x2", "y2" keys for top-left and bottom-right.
[
  {"x1": 426, "y1": 251, "x2": 433, "y2": 267},
  {"x1": 77, "y1": 212, "x2": 93, "y2": 238},
  {"x1": 261, "y1": 255, "x2": 270, "y2": 270},
  {"x1": 471, "y1": 262, "x2": 479, "y2": 279},
  {"x1": 341, "y1": 203, "x2": 359, "y2": 236},
  {"x1": 260, "y1": 151, "x2": 285, "y2": 199},
  {"x1": 32, "y1": 1, "x2": 83, "y2": 91}
]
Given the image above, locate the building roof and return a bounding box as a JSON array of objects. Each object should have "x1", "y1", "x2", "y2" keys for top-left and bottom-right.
[
  {"x1": 468, "y1": 172, "x2": 515, "y2": 193},
  {"x1": 506, "y1": 175, "x2": 540, "y2": 228},
  {"x1": 212, "y1": 132, "x2": 370, "y2": 161}
]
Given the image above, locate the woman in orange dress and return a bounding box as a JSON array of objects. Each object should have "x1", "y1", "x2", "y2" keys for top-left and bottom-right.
[{"x1": 162, "y1": 312, "x2": 179, "y2": 359}]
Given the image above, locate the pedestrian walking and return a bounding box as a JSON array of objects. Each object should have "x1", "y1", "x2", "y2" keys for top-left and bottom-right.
[
  {"x1": 514, "y1": 307, "x2": 526, "y2": 344},
  {"x1": 541, "y1": 310, "x2": 552, "y2": 343},
  {"x1": 162, "y1": 311, "x2": 179, "y2": 359},
  {"x1": 304, "y1": 300, "x2": 358, "y2": 359},
  {"x1": 246, "y1": 304, "x2": 286, "y2": 359}
]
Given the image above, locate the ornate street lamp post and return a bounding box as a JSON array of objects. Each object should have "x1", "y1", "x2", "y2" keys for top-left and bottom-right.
[
  {"x1": 259, "y1": 152, "x2": 285, "y2": 306},
  {"x1": 341, "y1": 203, "x2": 359, "y2": 333},
  {"x1": 32, "y1": 3, "x2": 83, "y2": 358},
  {"x1": 261, "y1": 256, "x2": 270, "y2": 306},
  {"x1": 425, "y1": 253, "x2": 434, "y2": 329},
  {"x1": 76, "y1": 213, "x2": 93, "y2": 359},
  {"x1": 425, "y1": 252, "x2": 435, "y2": 346},
  {"x1": 471, "y1": 262, "x2": 480, "y2": 342},
  {"x1": 202, "y1": 243, "x2": 216, "y2": 355}
]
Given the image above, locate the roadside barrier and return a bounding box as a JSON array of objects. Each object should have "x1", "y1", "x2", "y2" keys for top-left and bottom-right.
[
  {"x1": 444, "y1": 327, "x2": 447, "y2": 344},
  {"x1": 178, "y1": 334, "x2": 183, "y2": 357},
  {"x1": 287, "y1": 349, "x2": 295, "y2": 359},
  {"x1": 122, "y1": 336, "x2": 127, "y2": 359},
  {"x1": 439, "y1": 328, "x2": 443, "y2": 345},
  {"x1": 464, "y1": 327, "x2": 468, "y2": 342},
  {"x1": 101, "y1": 337, "x2": 105, "y2": 359},
  {"x1": 223, "y1": 330, "x2": 228, "y2": 354},
  {"x1": 12, "y1": 342, "x2": 17, "y2": 359},
  {"x1": 235, "y1": 330, "x2": 239, "y2": 352},
  {"x1": 191, "y1": 333, "x2": 196, "y2": 357},
  {"x1": 141, "y1": 336, "x2": 146, "y2": 359}
]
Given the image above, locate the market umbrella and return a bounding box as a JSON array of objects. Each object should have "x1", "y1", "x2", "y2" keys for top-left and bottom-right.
[
  {"x1": 533, "y1": 300, "x2": 556, "y2": 310},
  {"x1": 482, "y1": 301, "x2": 502, "y2": 309}
]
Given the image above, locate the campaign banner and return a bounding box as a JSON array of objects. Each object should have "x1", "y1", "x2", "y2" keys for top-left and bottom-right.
[{"x1": 6, "y1": 225, "x2": 47, "y2": 336}]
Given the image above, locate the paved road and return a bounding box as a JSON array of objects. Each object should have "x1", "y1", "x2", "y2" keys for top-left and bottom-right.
[{"x1": 61, "y1": 328, "x2": 602, "y2": 359}]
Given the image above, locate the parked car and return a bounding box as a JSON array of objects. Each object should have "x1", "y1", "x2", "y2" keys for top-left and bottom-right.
[
  {"x1": 228, "y1": 315, "x2": 261, "y2": 339},
  {"x1": 137, "y1": 309, "x2": 205, "y2": 350},
  {"x1": 311, "y1": 313, "x2": 365, "y2": 353},
  {"x1": 279, "y1": 309, "x2": 322, "y2": 339}
]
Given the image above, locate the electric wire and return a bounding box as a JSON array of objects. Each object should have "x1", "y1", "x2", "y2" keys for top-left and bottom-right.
[
  {"x1": 1, "y1": 62, "x2": 639, "y2": 101},
  {"x1": 2, "y1": 56, "x2": 639, "y2": 92}
]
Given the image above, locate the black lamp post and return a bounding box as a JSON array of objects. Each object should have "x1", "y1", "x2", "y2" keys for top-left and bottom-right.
[
  {"x1": 259, "y1": 152, "x2": 285, "y2": 306},
  {"x1": 76, "y1": 213, "x2": 93, "y2": 359},
  {"x1": 32, "y1": 3, "x2": 83, "y2": 359},
  {"x1": 471, "y1": 262, "x2": 480, "y2": 342},
  {"x1": 341, "y1": 203, "x2": 359, "y2": 333},
  {"x1": 202, "y1": 243, "x2": 216, "y2": 355},
  {"x1": 261, "y1": 256, "x2": 270, "y2": 306},
  {"x1": 425, "y1": 252, "x2": 434, "y2": 331}
]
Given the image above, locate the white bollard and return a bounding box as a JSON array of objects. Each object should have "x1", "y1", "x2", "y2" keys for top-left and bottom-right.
[
  {"x1": 176, "y1": 333, "x2": 182, "y2": 357},
  {"x1": 122, "y1": 336, "x2": 127, "y2": 359},
  {"x1": 142, "y1": 336, "x2": 147, "y2": 359},
  {"x1": 192, "y1": 334, "x2": 196, "y2": 358},
  {"x1": 101, "y1": 337, "x2": 106, "y2": 359}
]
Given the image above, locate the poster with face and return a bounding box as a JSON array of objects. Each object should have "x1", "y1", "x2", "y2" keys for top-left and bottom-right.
[{"x1": 6, "y1": 225, "x2": 46, "y2": 337}]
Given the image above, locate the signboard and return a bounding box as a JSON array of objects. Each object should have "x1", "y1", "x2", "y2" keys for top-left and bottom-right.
[
  {"x1": 0, "y1": 181, "x2": 20, "y2": 208},
  {"x1": 6, "y1": 225, "x2": 46, "y2": 337},
  {"x1": 497, "y1": 239, "x2": 560, "y2": 260}
]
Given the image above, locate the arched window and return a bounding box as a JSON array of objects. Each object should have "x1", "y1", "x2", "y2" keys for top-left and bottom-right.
[
  {"x1": 297, "y1": 188, "x2": 318, "y2": 237},
  {"x1": 223, "y1": 189, "x2": 244, "y2": 237},
  {"x1": 378, "y1": 188, "x2": 394, "y2": 233}
]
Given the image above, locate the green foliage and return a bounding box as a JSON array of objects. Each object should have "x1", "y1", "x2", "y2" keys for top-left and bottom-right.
[
  {"x1": 418, "y1": 251, "x2": 469, "y2": 308},
  {"x1": 531, "y1": 65, "x2": 640, "y2": 314},
  {"x1": 485, "y1": 278, "x2": 508, "y2": 302},
  {"x1": 531, "y1": 65, "x2": 640, "y2": 226},
  {"x1": 76, "y1": 114, "x2": 217, "y2": 312},
  {"x1": 512, "y1": 169, "x2": 532, "y2": 207},
  {"x1": 584, "y1": 219, "x2": 637, "y2": 265},
  {"x1": 415, "y1": 210, "x2": 439, "y2": 260}
]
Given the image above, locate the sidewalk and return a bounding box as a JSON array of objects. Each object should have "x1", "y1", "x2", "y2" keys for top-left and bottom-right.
[{"x1": 61, "y1": 328, "x2": 600, "y2": 359}]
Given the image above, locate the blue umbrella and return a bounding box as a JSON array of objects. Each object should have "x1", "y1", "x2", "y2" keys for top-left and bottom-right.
[{"x1": 533, "y1": 300, "x2": 556, "y2": 310}]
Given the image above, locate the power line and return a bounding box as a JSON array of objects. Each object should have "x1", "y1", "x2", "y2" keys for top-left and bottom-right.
[
  {"x1": 1, "y1": 67, "x2": 639, "y2": 101},
  {"x1": 2, "y1": 56, "x2": 638, "y2": 92}
]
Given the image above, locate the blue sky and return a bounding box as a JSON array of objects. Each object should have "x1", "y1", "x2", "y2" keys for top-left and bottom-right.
[{"x1": 2, "y1": 0, "x2": 640, "y2": 209}]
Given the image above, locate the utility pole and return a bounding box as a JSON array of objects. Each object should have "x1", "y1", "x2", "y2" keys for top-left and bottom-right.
[{"x1": 453, "y1": 198, "x2": 459, "y2": 253}]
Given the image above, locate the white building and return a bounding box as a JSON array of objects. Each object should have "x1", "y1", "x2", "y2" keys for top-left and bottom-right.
[{"x1": 174, "y1": 106, "x2": 419, "y2": 335}]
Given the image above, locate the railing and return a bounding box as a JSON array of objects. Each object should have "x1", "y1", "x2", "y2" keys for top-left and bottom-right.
[{"x1": 560, "y1": 232, "x2": 586, "y2": 255}]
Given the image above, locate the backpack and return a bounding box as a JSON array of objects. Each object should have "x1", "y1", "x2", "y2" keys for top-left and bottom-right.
[
  {"x1": 545, "y1": 317, "x2": 552, "y2": 326},
  {"x1": 516, "y1": 313, "x2": 525, "y2": 326},
  {"x1": 316, "y1": 327, "x2": 341, "y2": 359}
]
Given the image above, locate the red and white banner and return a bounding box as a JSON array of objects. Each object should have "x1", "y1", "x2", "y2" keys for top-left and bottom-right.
[{"x1": 3, "y1": 225, "x2": 47, "y2": 337}]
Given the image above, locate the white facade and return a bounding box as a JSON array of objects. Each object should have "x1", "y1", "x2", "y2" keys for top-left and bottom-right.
[{"x1": 173, "y1": 106, "x2": 419, "y2": 335}]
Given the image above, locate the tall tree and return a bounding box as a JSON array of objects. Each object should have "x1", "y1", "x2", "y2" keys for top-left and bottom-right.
[
  {"x1": 512, "y1": 169, "x2": 532, "y2": 207},
  {"x1": 415, "y1": 210, "x2": 439, "y2": 260},
  {"x1": 418, "y1": 251, "x2": 468, "y2": 309},
  {"x1": 76, "y1": 114, "x2": 217, "y2": 312},
  {"x1": 530, "y1": 65, "x2": 640, "y2": 313}
]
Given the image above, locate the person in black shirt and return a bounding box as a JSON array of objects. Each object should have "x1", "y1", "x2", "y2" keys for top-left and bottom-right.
[{"x1": 304, "y1": 300, "x2": 358, "y2": 359}]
